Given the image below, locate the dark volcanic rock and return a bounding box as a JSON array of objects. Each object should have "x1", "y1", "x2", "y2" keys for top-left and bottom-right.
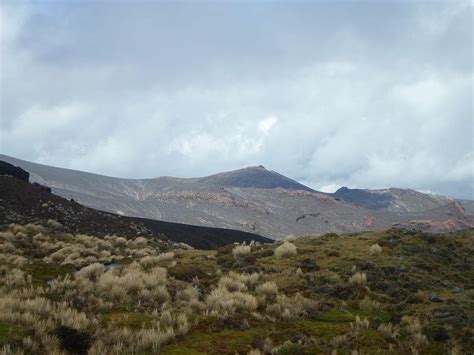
[
  {"x1": 53, "y1": 326, "x2": 92, "y2": 355},
  {"x1": 232, "y1": 254, "x2": 259, "y2": 272},
  {"x1": 0, "y1": 161, "x2": 29, "y2": 182},
  {"x1": 334, "y1": 187, "x2": 393, "y2": 210},
  {"x1": 430, "y1": 295, "x2": 443, "y2": 303},
  {"x1": 32, "y1": 182, "x2": 51, "y2": 193}
]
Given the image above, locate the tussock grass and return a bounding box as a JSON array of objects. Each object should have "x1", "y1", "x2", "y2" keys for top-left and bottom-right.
[
  {"x1": 370, "y1": 243, "x2": 382, "y2": 255},
  {"x1": 232, "y1": 244, "x2": 251, "y2": 258},
  {"x1": 349, "y1": 272, "x2": 367, "y2": 286},
  {"x1": 0, "y1": 224, "x2": 472, "y2": 354},
  {"x1": 274, "y1": 241, "x2": 297, "y2": 258}
]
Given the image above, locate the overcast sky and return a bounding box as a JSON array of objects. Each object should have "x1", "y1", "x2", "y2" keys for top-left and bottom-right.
[{"x1": 0, "y1": 0, "x2": 472, "y2": 199}]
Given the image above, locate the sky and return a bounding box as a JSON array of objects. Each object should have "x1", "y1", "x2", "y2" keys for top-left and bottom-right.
[{"x1": 0, "y1": 0, "x2": 472, "y2": 199}]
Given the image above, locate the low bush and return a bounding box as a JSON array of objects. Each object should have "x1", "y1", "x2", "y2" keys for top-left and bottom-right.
[
  {"x1": 428, "y1": 325, "x2": 449, "y2": 342},
  {"x1": 0, "y1": 223, "x2": 470, "y2": 354},
  {"x1": 274, "y1": 242, "x2": 297, "y2": 258},
  {"x1": 232, "y1": 245, "x2": 251, "y2": 258},
  {"x1": 370, "y1": 244, "x2": 382, "y2": 255},
  {"x1": 46, "y1": 219, "x2": 63, "y2": 229},
  {"x1": 300, "y1": 258, "x2": 319, "y2": 272},
  {"x1": 256, "y1": 281, "x2": 278, "y2": 301},
  {"x1": 378, "y1": 322, "x2": 399, "y2": 340},
  {"x1": 359, "y1": 297, "x2": 381, "y2": 311},
  {"x1": 54, "y1": 325, "x2": 92, "y2": 355},
  {"x1": 349, "y1": 272, "x2": 367, "y2": 286},
  {"x1": 206, "y1": 287, "x2": 258, "y2": 319}
]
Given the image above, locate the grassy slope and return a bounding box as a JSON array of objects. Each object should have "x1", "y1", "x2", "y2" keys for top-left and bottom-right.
[
  {"x1": 162, "y1": 229, "x2": 474, "y2": 354},
  {"x1": 0, "y1": 226, "x2": 473, "y2": 354}
]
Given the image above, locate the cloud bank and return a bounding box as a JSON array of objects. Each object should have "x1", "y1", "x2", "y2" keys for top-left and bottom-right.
[{"x1": 0, "y1": 1, "x2": 472, "y2": 199}]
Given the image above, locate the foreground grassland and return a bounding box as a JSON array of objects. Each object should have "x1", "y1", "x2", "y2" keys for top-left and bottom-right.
[{"x1": 0, "y1": 222, "x2": 473, "y2": 354}]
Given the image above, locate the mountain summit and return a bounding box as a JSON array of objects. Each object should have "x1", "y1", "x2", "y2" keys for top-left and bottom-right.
[
  {"x1": 1, "y1": 154, "x2": 473, "y2": 239},
  {"x1": 196, "y1": 165, "x2": 315, "y2": 192}
]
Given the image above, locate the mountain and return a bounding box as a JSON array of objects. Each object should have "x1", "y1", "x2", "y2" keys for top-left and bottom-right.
[
  {"x1": 0, "y1": 161, "x2": 271, "y2": 249},
  {"x1": 1, "y1": 154, "x2": 473, "y2": 238},
  {"x1": 195, "y1": 165, "x2": 315, "y2": 191},
  {"x1": 333, "y1": 187, "x2": 454, "y2": 212}
]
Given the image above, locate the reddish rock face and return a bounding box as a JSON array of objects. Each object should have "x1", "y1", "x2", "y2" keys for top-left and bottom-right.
[
  {"x1": 399, "y1": 218, "x2": 474, "y2": 234},
  {"x1": 364, "y1": 216, "x2": 375, "y2": 228},
  {"x1": 452, "y1": 201, "x2": 466, "y2": 215}
]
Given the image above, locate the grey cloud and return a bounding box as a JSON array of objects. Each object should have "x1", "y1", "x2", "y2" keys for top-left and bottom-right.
[{"x1": 0, "y1": 0, "x2": 472, "y2": 199}]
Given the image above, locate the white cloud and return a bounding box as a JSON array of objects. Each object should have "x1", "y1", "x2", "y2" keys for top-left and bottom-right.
[
  {"x1": 417, "y1": 0, "x2": 470, "y2": 36},
  {"x1": 0, "y1": 3, "x2": 28, "y2": 46},
  {"x1": 258, "y1": 115, "x2": 278, "y2": 135},
  {"x1": 391, "y1": 76, "x2": 447, "y2": 114},
  {"x1": 319, "y1": 184, "x2": 341, "y2": 193},
  {"x1": 0, "y1": 1, "x2": 472, "y2": 199}
]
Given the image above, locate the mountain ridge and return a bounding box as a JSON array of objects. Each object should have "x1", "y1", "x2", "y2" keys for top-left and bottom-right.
[
  {"x1": 333, "y1": 186, "x2": 454, "y2": 212},
  {"x1": 1, "y1": 154, "x2": 473, "y2": 238}
]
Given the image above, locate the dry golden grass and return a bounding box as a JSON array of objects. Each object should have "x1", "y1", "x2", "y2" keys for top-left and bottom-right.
[
  {"x1": 370, "y1": 243, "x2": 383, "y2": 255},
  {"x1": 0, "y1": 223, "x2": 472, "y2": 354},
  {"x1": 349, "y1": 271, "x2": 367, "y2": 285},
  {"x1": 274, "y1": 241, "x2": 297, "y2": 257},
  {"x1": 232, "y1": 244, "x2": 251, "y2": 258}
]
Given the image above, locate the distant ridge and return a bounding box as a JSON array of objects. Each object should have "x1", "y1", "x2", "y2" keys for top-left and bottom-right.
[
  {"x1": 333, "y1": 186, "x2": 453, "y2": 212},
  {"x1": 1, "y1": 154, "x2": 473, "y2": 238},
  {"x1": 0, "y1": 155, "x2": 314, "y2": 192}
]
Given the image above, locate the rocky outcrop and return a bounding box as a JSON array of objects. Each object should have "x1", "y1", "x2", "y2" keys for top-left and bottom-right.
[
  {"x1": 0, "y1": 161, "x2": 29, "y2": 182},
  {"x1": 393, "y1": 218, "x2": 474, "y2": 234}
]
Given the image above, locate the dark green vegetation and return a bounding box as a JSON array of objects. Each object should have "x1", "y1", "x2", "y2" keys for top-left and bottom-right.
[{"x1": 0, "y1": 223, "x2": 472, "y2": 354}]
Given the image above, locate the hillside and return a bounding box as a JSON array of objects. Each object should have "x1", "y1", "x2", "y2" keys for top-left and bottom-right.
[
  {"x1": 333, "y1": 187, "x2": 454, "y2": 213},
  {"x1": 0, "y1": 164, "x2": 270, "y2": 249},
  {"x1": 1, "y1": 155, "x2": 473, "y2": 239},
  {"x1": 196, "y1": 165, "x2": 315, "y2": 191},
  {"x1": 0, "y1": 223, "x2": 472, "y2": 354}
]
